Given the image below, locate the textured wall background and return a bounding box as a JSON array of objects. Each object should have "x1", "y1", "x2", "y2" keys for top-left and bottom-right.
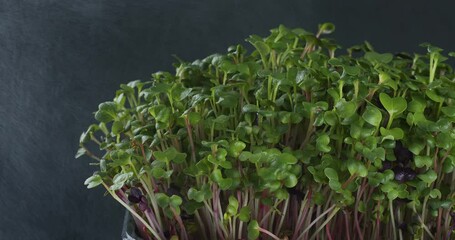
[{"x1": 1, "y1": 0, "x2": 454, "y2": 239}]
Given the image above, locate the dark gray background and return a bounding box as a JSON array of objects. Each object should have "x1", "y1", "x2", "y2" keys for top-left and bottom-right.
[{"x1": 1, "y1": 0, "x2": 454, "y2": 239}]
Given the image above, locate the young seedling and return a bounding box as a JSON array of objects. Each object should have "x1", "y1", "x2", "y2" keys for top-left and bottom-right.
[{"x1": 78, "y1": 23, "x2": 455, "y2": 239}]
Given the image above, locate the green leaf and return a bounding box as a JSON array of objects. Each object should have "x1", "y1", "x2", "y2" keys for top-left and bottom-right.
[
  {"x1": 149, "y1": 105, "x2": 171, "y2": 123},
  {"x1": 239, "y1": 151, "x2": 252, "y2": 162},
  {"x1": 169, "y1": 195, "x2": 183, "y2": 208},
  {"x1": 324, "y1": 111, "x2": 338, "y2": 126},
  {"x1": 429, "y1": 189, "x2": 441, "y2": 199},
  {"x1": 278, "y1": 153, "x2": 298, "y2": 164},
  {"x1": 211, "y1": 169, "x2": 224, "y2": 183},
  {"x1": 156, "y1": 193, "x2": 170, "y2": 208},
  {"x1": 95, "y1": 102, "x2": 117, "y2": 123},
  {"x1": 418, "y1": 170, "x2": 437, "y2": 184},
  {"x1": 335, "y1": 99, "x2": 357, "y2": 118},
  {"x1": 324, "y1": 168, "x2": 338, "y2": 181},
  {"x1": 443, "y1": 156, "x2": 455, "y2": 173},
  {"x1": 414, "y1": 156, "x2": 433, "y2": 168},
  {"x1": 379, "y1": 72, "x2": 397, "y2": 90},
  {"x1": 250, "y1": 40, "x2": 270, "y2": 67},
  {"x1": 347, "y1": 160, "x2": 368, "y2": 177},
  {"x1": 328, "y1": 58, "x2": 343, "y2": 66},
  {"x1": 227, "y1": 196, "x2": 239, "y2": 216},
  {"x1": 387, "y1": 190, "x2": 399, "y2": 200},
  {"x1": 364, "y1": 147, "x2": 385, "y2": 161},
  {"x1": 151, "y1": 167, "x2": 172, "y2": 179},
  {"x1": 220, "y1": 60, "x2": 238, "y2": 73},
  {"x1": 372, "y1": 192, "x2": 385, "y2": 201},
  {"x1": 172, "y1": 152, "x2": 187, "y2": 164},
  {"x1": 79, "y1": 131, "x2": 90, "y2": 144},
  {"x1": 291, "y1": 112, "x2": 303, "y2": 124},
  {"x1": 441, "y1": 106, "x2": 455, "y2": 117},
  {"x1": 216, "y1": 91, "x2": 240, "y2": 108},
  {"x1": 408, "y1": 98, "x2": 426, "y2": 113},
  {"x1": 406, "y1": 113, "x2": 415, "y2": 126},
  {"x1": 275, "y1": 189, "x2": 289, "y2": 200},
  {"x1": 425, "y1": 89, "x2": 444, "y2": 103},
  {"x1": 362, "y1": 106, "x2": 382, "y2": 127},
  {"x1": 188, "y1": 188, "x2": 205, "y2": 202},
  {"x1": 379, "y1": 127, "x2": 404, "y2": 140},
  {"x1": 163, "y1": 207, "x2": 174, "y2": 218},
  {"x1": 318, "y1": 22, "x2": 335, "y2": 34},
  {"x1": 383, "y1": 170, "x2": 395, "y2": 181},
  {"x1": 436, "y1": 132, "x2": 452, "y2": 149},
  {"x1": 84, "y1": 175, "x2": 102, "y2": 189},
  {"x1": 316, "y1": 134, "x2": 331, "y2": 153},
  {"x1": 187, "y1": 112, "x2": 201, "y2": 125},
  {"x1": 218, "y1": 178, "x2": 234, "y2": 190},
  {"x1": 284, "y1": 174, "x2": 298, "y2": 188},
  {"x1": 182, "y1": 201, "x2": 203, "y2": 215},
  {"x1": 153, "y1": 151, "x2": 168, "y2": 162},
  {"x1": 368, "y1": 172, "x2": 384, "y2": 187},
  {"x1": 364, "y1": 52, "x2": 393, "y2": 64},
  {"x1": 381, "y1": 181, "x2": 397, "y2": 193},
  {"x1": 239, "y1": 207, "x2": 251, "y2": 222},
  {"x1": 228, "y1": 141, "x2": 246, "y2": 158},
  {"x1": 248, "y1": 220, "x2": 260, "y2": 240},
  {"x1": 110, "y1": 150, "x2": 131, "y2": 166},
  {"x1": 344, "y1": 65, "x2": 360, "y2": 76},
  {"x1": 379, "y1": 93, "x2": 407, "y2": 116},
  {"x1": 242, "y1": 104, "x2": 259, "y2": 113},
  {"x1": 110, "y1": 172, "x2": 133, "y2": 190},
  {"x1": 279, "y1": 111, "x2": 292, "y2": 124},
  {"x1": 328, "y1": 179, "x2": 341, "y2": 191},
  {"x1": 111, "y1": 121, "x2": 123, "y2": 135},
  {"x1": 408, "y1": 141, "x2": 426, "y2": 155},
  {"x1": 75, "y1": 147, "x2": 87, "y2": 159}
]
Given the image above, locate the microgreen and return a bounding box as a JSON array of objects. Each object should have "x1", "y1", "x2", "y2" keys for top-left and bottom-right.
[{"x1": 78, "y1": 23, "x2": 455, "y2": 239}]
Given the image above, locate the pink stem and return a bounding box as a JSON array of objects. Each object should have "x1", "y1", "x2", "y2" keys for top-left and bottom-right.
[
  {"x1": 259, "y1": 227, "x2": 281, "y2": 240},
  {"x1": 326, "y1": 223, "x2": 333, "y2": 240}
]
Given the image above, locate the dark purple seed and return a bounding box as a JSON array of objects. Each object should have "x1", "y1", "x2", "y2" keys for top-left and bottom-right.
[
  {"x1": 394, "y1": 141, "x2": 413, "y2": 165},
  {"x1": 381, "y1": 161, "x2": 392, "y2": 171},
  {"x1": 393, "y1": 166, "x2": 407, "y2": 182},
  {"x1": 398, "y1": 223, "x2": 408, "y2": 232},
  {"x1": 128, "y1": 187, "x2": 143, "y2": 203},
  {"x1": 393, "y1": 166, "x2": 416, "y2": 182},
  {"x1": 404, "y1": 168, "x2": 417, "y2": 181},
  {"x1": 130, "y1": 187, "x2": 143, "y2": 197},
  {"x1": 128, "y1": 195, "x2": 141, "y2": 204}
]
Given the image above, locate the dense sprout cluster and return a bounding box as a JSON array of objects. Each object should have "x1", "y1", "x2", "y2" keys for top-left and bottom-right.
[{"x1": 78, "y1": 23, "x2": 455, "y2": 239}]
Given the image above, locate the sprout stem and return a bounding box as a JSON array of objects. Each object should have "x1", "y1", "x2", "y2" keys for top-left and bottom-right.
[
  {"x1": 258, "y1": 227, "x2": 281, "y2": 240},
  {"x1": 102, "y1": 183, "x2": 163, "y2": 240},
  {"x1": 172, "y1": 207, "x2": 188, "y2": 240},
  {"x1": 309, "y1": 207, "x2": 340, "y2": 240},
  {"x1": 184, "y1": 115, "x2": 197, "y2": 162},
  {"x1": 297, "y1": 205, "x2": 337, "y2": 240},
  {"x1": 389, "y1": 199, "x2": 397, "y2": 240}
]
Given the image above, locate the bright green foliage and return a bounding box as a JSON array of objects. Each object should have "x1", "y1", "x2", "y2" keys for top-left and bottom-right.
[
  {"x1": 78, "y1": 23, "x2": 455, "y2": 240},
  {"x1": 247, "y1": 220, "x2": 260, "y2": 240}
]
